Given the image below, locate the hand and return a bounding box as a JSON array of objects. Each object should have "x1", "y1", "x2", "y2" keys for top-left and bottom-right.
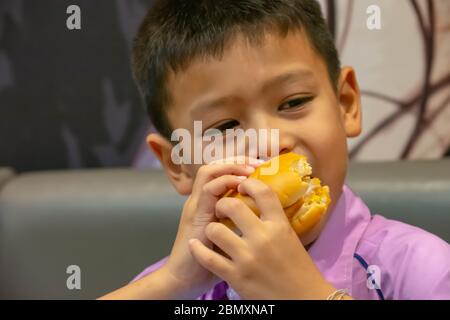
[
  {"x1": 188, "y1": 177, "x2": 337, "y2": 299},
  {"x1": 162, "y1": 158, "x2": 261, "y2": 299}
]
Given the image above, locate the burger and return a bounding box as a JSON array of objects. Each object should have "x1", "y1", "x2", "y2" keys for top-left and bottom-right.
[{"x1": 219, "y1": 152, "x2": 331, "y2": 236}]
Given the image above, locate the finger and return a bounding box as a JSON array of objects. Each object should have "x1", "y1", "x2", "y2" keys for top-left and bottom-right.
[
  {"x1": 216, "y1": 197, "x2": 262, "y2": 236},
  {"x1": 209, "y1": 155, "x2": 265, "y2": 168},
  {"x1": 237, "y1": 178, "x2": 285, "y2": 222},
  {"x1": 205, "y1": 222, "x2": 247, "y2": 260},
  {"x1": 192, "y1": 164, "x2": 255, "y2": 195},
  {"x1": 201, "y1": 175, "x2": 247, "y2": 197},
  {"x1": 188, "y1": 238, "x2": 234, "y2": 281},
  {"x1": 195, "y1": 175, "x2": 247, "y2": 216}
]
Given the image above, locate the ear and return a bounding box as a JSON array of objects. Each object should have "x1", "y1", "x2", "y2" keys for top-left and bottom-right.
[
  {"x1": 337, "y1": 67, "x2": 362, "y2": 138},
  {"x1": 146, "y1": 133, "x2": 194, "y2": 195}
]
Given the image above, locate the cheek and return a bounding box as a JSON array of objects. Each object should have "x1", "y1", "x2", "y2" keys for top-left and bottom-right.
[
  {"x1": 317, "y1": 130, "x2": 348, "y2": 207},
  {"x1": 304, "y1": 109, "x2": 348, "y2": 205},
  {"x1": 191, "y1": 163, "x2": 202, "y2": 176}
]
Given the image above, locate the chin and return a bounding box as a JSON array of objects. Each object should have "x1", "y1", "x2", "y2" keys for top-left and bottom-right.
[{"x1": 298, "y1": 211, "x2": 329, "y2": 246}]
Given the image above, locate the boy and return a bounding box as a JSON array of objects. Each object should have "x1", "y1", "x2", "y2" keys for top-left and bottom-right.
[{"x1": 100, "y1": 0, "x2": 449, "y2": 300}]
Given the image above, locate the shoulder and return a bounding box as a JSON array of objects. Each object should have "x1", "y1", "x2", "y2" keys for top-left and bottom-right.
[
  {"x1": 362, "y1": 214, "x2": 448, "y2": 252},
  {"x1": 357, "y1": 215, "x2": 450, "y2": 299}
]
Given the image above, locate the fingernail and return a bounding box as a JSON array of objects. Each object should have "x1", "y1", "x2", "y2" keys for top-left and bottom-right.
[
  {"x1": 237, "y1": 176, "x2": 247, "y2": 180},
  {"x1": 245, "y1": 166, "x2": 255, "y2": 173},
  {"x1": 189, "y1": 239, "x2": 197, "y2": 246}
]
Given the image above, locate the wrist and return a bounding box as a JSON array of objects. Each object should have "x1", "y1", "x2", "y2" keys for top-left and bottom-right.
[
  {"x1": 154, "y1": 266, "x2": 198, "y2": 300},
  {"x1": 300, "y1": 279, "x2": 351, "y2": 300},
  {"x1": 316, "y1": 282, "x2": 340, "y2": 300},
  {"x1": 324, "y1": 287, "x2": 354, "y2": 300}
]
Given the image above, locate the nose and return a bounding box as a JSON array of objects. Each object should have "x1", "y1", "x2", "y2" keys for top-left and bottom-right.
[
  {"x1": 248, "y1": 128, "x2": 294, "y2": 160},
  {"x1": 279, "y1": 148, "x2": 292, "y2": 155},
  {"x1": 256, "y1": 147, "x2": 290, "y2": 159},
  {"x1": 246, "y1": 117, "x2": 294, "y2": 160}
]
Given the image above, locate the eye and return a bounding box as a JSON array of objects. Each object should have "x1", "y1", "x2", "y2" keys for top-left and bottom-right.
[
  {"x1": 205, "y1": 120, "x2": 240, "y2": 135},
  {"x1": 216, "y1": 120, "x2": 239, "y2": 132},
  {"x1": 278, "y1": 96, "x2": 313, "y2": 111}
]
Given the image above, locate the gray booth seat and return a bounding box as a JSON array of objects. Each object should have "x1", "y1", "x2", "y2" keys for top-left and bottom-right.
[
  {"x1": 0, "y1": 167, "x2": 15, "y2": 189},
  {"x1": 0, "y1": 160, "x2": 449, "y2": 299}
]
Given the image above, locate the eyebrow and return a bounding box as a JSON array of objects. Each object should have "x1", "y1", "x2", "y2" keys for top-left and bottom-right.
[{"x1": 189, "y1": 68, "x2": 315, "y2": 118}]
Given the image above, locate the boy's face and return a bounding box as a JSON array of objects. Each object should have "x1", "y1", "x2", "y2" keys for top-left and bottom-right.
[{"x1": 149, "y1": 29, "x2": 362, "y2": 245}]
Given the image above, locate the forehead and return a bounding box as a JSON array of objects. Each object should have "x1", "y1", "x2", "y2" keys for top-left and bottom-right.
[{"x1": 166, "y1": 29, "x2": 329, "y2": 125}]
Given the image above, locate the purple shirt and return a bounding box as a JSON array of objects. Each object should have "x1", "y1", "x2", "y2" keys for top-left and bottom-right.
[{"x1": 132, "y1": 184, "x2": 450, "y2": 300}]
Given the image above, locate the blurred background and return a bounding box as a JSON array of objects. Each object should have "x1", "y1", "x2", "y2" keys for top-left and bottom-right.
[{"x1": 1, "y1": 0, "x2": 449, "y2": 173}]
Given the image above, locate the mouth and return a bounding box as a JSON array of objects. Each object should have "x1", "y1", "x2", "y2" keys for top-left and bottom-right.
[{"x1": 282, "y1": 159, "x2": 327, "y2": 221}]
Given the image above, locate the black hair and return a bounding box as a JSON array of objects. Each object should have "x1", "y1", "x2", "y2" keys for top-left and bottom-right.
[{"x1": 132, "y1": 0, "x2": 341, "y2": 140}]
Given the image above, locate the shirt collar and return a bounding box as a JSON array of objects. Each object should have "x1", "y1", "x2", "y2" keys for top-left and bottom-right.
[{"x1": 308, "y1": 184, "x2": 372, "y2": 292}]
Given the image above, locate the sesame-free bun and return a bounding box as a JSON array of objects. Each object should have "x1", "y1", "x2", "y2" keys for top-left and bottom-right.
[{"x1": 219, "y1": 152, "x2": 331, "y2": 236}]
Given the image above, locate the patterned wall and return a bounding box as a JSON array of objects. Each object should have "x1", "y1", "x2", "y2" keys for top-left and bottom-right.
[
  {"x1": 1, "y1": 1, "x2": 449, "y2": 172},
  {"x1": 319, "y1": 0, "x2": 450, "y2": 161}
]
